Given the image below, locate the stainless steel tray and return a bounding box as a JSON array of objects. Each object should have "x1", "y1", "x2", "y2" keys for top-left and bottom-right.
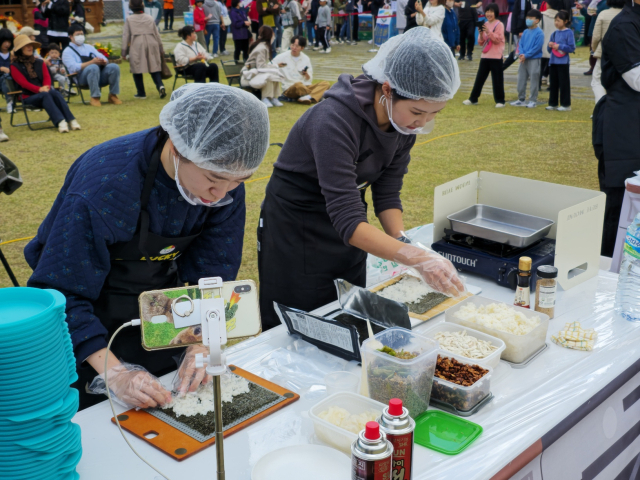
[{"x1": 447, "y1": 205, "x2": 555, "y2": 247}]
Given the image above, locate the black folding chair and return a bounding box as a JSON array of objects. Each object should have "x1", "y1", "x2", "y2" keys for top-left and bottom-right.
[
  {"x1": 220, "y1": 59, "x2": 244, "y2": 87},
  {"x1": 62, "y1": 64, "x2": 91, "y2": 105},
  {"x1": 6, "y1": 78, "x2": 55, "y2": 130},
  {"x1": 170, "y1": 54, "x2": 194, "y2": 91},
  {"x1": 220, "y1": 59, "x2": 261, "y2": 97}
]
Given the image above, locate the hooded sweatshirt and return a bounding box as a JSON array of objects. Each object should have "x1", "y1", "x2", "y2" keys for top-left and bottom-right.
[
  {"x1": 204, "y1": 0, "x2": 222, "y2": 24},
  {"x1": 273, "y1": 74, "x2": 416, "y2": 245}
]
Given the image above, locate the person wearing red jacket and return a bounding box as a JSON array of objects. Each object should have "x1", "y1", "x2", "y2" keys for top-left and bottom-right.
[
  {"x1": 249, "y1": 0, "x2": 261, "y2": 36},
  {"x1": 194, "y1": 0, "x2": 210, "y2": 46},
  {"x1": 10, "y1": 35, "x2": 79, "y2": 133}
]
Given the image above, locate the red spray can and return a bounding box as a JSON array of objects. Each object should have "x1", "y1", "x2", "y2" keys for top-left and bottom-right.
[
  {"x1": 378, "y1": 398, "x2": 415, "y2": 480},
  {"x1": 351, "y1": 421, "x2": 394, "y2": 480}
]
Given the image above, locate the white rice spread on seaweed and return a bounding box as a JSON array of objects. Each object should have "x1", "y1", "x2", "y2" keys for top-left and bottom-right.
[
  {"x1": 162, "y1": 373, "x2": 250, "y2": 417},
  {"x1": 377, "y1": 275, "x2": 435, "y2": 304}
]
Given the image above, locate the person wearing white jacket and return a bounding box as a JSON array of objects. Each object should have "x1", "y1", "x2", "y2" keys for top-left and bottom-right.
[{"x1": 415, "y1": 0, "x2": 446, "y2": 40}]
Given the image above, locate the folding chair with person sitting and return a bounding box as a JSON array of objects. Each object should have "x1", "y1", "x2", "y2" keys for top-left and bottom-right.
[
  {"x1": 62, "y1": 24, "x2": 122, "y2": 107},
  {"x1": 10, "y1": 35, "x2": 80, "y2": 133},
  {"x1": 173, "y1": 25, "x2": 219, "y2": 84}
]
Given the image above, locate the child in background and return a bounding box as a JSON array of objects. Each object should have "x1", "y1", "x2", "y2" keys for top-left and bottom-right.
[
  {"x1": 511, "y1": 9, "x2": 544, "y2": 108},
  {"x1": 442, "y1": 0, "x2": 460, "y2": 57},
  {"x1": 546, "y1": 10, "x2": 575, "y2": 111},
  {"x1": 314, "y1": 0, "x2": 332, "y2": 53},
  {"x1": 463, "y1": 3, "x2": 506, "y2": 107},
  {"x1": 44, "y1": 44, "x2": 72, "y2": 93},
  {"x1": 194, "y1": 0, "x2": 210, "y2": 47}
]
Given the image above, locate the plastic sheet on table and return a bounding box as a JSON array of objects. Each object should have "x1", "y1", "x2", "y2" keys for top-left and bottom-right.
[
  {"x1": 226, "y1": 337, "x2": 353, "y2": 401},
  {"x1": 248, "y1": 410, "x2": 307, "y2": 466},
  {"x1": 408, "y1": 271, "x2": 637, "y2": 479}
]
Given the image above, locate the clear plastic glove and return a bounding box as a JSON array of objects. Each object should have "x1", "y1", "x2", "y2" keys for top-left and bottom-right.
[
  {"x1": 174, "y1": 344, "x2": 212, "y2": 396},
  {"x1": 89, "y1": 363, "x2": 172, "y2": 409},
  {"x1": 395, "y1": 244, "x2": 466, "y2": 297}
]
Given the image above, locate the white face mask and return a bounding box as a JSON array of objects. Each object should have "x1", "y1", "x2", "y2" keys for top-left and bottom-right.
[
  {"x1": 381, "y1": 95, "x2": 434, "y2": 135},
  {"x1": 173, "y1": 155, "x2": 233, "y2": 208},
  {"x1": 73, "y1": 35, "x2": 85, "y2": 46}
]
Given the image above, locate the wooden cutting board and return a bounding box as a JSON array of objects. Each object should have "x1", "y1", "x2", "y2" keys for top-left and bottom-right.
[
  {"x1": 369, "y1": 273, "x2": 473, "y2": 323},
  {"x1": 110, "y1": 365, "x2": 299, "y2": 461}
]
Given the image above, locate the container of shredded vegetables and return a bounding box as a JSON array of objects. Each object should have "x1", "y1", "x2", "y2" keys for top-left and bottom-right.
[
  {"x1": 309, "y1": 392, "x2": 386, "y2": 455},
  {"x1": 446, "y1": 296, "x2": 550, "y2": 364},
  {"x1": 422, "y1": 322, "x2": 506, "y2": 369}
]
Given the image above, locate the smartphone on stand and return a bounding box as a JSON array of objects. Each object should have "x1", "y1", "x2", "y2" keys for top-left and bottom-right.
[{"x1": 139, "y1": 280, "x2": 262, "y2": 350}]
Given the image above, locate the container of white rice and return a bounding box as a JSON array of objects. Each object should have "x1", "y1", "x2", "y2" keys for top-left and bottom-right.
[
  {"x1": 445, "y1": 296, "x2": 550, "y2": 364},
  {"x1": 309, "y1": 392, "x2": 386, "y2": 455}
]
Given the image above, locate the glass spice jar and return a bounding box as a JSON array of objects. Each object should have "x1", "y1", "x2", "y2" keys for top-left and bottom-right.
[{"x1": 535, "y1": 265, "x2": 558, "y2": 318}]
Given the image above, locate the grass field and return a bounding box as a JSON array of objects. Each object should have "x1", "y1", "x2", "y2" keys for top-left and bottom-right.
[{"x1": 0, "y1": 51, "x2": 597, "y2": 289}]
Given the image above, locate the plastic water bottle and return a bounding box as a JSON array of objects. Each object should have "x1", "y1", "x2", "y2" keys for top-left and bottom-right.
[{"x1": 615, "y1": 213, "x2": 640, "y2": 321}]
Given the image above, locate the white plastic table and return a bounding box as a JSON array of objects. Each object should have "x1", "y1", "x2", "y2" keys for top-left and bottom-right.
[{"x1": 73, "y1": 239, "x2": 640, "y2": 480}]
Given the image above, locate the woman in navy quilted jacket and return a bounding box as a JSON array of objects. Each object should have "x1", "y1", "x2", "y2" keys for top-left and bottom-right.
[{"x1": 24, "y1": 83, "x2": 270, "y2": 410}]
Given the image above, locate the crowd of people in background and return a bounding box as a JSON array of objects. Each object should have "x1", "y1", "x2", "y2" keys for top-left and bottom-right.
[
  {"x1": 0, "y1": 0, "x2": 637, "y2": 249},
  {"x1": 0, "y1": 0, "x2": 627, "y2": 118}
]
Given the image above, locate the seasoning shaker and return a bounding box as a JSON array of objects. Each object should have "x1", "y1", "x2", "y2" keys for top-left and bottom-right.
[
  {"x1": 535, "y1": 265, "x2": 558, "y2": 318},
  {"x1": 514, "y1": 257, "x2": 532, "y2": 309}
]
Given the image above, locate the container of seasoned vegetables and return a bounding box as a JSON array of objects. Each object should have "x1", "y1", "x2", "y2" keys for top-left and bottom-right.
[
  {"x1": 422, "y1": 322, "x2": 506, "y2": 369},
  {"x1": 431, "y1": 352, "x2": 492, "y2": 413},
  {"x1": 362, "y1": 328, "x2": 438, "y2": 419}
]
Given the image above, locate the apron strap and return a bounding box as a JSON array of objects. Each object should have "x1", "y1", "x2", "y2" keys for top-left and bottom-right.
[
  {"x1": 138, "y1": 140, "x2": 164, "y2": 265},
  {"x1": 356, "y1": 118, "x2": 373, "y2": 165}
]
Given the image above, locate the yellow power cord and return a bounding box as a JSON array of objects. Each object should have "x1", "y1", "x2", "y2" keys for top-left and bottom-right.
[
  {"x1": 0, "y1": 119, "x2": 592, "y2": 248},
  {"x1": 414, "y1": 119, "x2": 590, "y2": 147},
  {"x1": 0, "y1": 236, "x2": 35, "y2": 246}
]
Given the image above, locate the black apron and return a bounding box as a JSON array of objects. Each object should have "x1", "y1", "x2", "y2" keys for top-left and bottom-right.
[
  {"x1": 74, "y1": 138, "x2": 203, "y2": 410},
  {"x1": 257, "y1": 168, "x2": 368, "y2": 329},
  {"x1": 258, "y1": 119, "x2": 380, "y2": 329}
]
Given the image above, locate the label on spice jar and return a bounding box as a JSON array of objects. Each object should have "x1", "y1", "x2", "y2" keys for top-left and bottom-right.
[
  {"x1": 537, "y1": 284, "x2": 557, "y2": 308},
  {"x1": 387, "y1": 432, "x2": 413, "y2": 480},
  {"x1": 514, "y1": 287, "x2": 530, "y2": 308}
]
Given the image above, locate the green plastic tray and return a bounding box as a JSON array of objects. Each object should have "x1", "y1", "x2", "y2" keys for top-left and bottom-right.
[{"x1": 414, "y1": 410, "x2": 482, "y2": 455}]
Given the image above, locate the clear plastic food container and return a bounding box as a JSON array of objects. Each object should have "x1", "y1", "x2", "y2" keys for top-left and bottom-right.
[
  {"x1": 431, "y1": 351, "x2": 493, "y2": 412},
  {"x1": 309, "y1": 392, "x2": 386, "y2": 455},
  {"x1": 362, "y1": 327, "x2": 439, "y2": 419},
  {"x1": 445, "y1": 296, "x2": 550, "y2": 364},
  {"x1": 421, "y1": 322, "x2": 506, "y2": 369}
]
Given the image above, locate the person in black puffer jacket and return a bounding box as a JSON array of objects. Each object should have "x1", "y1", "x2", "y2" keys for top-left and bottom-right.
[{"x1": 41, "y1": 0, "x2": 71, "y2": 49}]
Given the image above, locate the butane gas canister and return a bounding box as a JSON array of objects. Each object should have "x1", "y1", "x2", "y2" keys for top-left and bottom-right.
[
  {"x1": 351, "y1": 421, "x2": 394, "y2": 480},
  {"x1": 378, "y1": 398, "x2": 415, "y2": 480}
]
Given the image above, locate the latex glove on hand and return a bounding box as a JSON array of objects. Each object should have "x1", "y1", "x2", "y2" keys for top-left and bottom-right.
[
  {"x1": 175, "y1": 344, "x2": 213, "y2": 396},
  {"x1": 395, "y1": 244, "x2": 466, "y2": 297},
  {"x1": 90, "y1": 363, "x2": 172, "y2": 409}
]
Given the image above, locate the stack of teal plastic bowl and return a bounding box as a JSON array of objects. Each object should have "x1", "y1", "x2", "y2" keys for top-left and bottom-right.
[{"x1": 0, "y1": 287, "x2": 82, "y2": 480}]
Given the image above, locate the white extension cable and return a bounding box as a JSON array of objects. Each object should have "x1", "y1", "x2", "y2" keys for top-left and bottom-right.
[{"x1": 104, "y1": 320, "x2": 172, "y2": 480}]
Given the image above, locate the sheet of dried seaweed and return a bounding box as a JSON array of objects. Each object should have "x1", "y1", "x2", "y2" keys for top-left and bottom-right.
[
  {"x1": 405, "y1": 292, "x2": 449, "y2": 314},
  {"x1": 159, "y1": 383, "x2": 282, "y2": 437}
]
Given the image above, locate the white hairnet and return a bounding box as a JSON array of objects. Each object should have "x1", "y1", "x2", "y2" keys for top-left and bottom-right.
[
  {"x1": 159, "y1": 83, "x2": 270, "y2": 177},
  {"x1": 362, "y1": 27, "x2": 461, "y2": 102}
]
